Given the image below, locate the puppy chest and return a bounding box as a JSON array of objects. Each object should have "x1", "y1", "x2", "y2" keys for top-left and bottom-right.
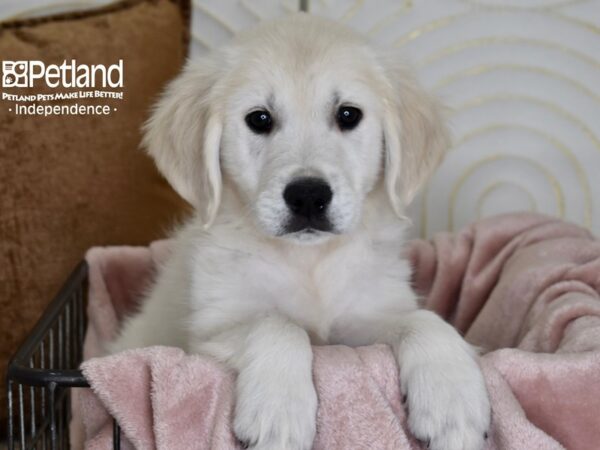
[
  {"x1": 241, "y1": 250, "x2": 414, "y2": 343},
  {"x1": 194, "y1": 238, "x2": 414, "y2": 344}
]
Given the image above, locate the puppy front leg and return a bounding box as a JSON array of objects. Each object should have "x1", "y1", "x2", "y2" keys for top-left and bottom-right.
[
  {"x1": 382, "y1": 310, "x2": 490, "y2": 450},
  {"x1": 195, "y1": 314, "x2": 317, "y2": 450}
]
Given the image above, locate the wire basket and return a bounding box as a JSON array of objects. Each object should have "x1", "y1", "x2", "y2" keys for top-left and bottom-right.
[{"x1": 6, "y1": 261, "x2": 121, "y2": 449}]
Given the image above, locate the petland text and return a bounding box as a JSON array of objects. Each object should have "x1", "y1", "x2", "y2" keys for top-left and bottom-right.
[{"x1": 2, "y1": 60, "x2": 123, "y2": 89}]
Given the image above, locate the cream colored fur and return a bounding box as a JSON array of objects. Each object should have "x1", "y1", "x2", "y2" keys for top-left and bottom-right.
[{"x1": 111, "y1": 13, "x2": 490, "y2": 450}]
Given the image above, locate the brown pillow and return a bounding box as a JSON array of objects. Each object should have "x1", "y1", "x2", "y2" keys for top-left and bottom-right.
[{"x1": 0, "y1": 0, "x2": 191, "y2": 427}]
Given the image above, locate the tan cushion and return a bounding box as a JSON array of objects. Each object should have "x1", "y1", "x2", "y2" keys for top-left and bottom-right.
[{"x1": 0, "y1": 0, "x2": 191, "y2": 427}]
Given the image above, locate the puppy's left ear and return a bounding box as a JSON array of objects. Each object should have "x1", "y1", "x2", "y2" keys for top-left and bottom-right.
[{"x1": 380, "y1": 56, "x2": 450, "y2": 216}]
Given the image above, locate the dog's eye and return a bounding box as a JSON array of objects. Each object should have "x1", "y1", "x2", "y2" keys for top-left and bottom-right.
[
  {"x1": 336, "y1": 106, "x2": 362, "y2": 131},
  {"x1": 245, "y1": 110, "x2": 273, "y2": 134}
]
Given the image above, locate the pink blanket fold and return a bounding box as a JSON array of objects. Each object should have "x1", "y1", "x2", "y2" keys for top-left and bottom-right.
[{"x1": 75, "y1": 213, "x2": 600, "y2": 450}]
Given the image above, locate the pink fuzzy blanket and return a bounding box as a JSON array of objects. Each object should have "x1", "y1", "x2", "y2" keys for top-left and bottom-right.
[{"x1": 73, "y1": 213, "x2": 600, "y2": 450}]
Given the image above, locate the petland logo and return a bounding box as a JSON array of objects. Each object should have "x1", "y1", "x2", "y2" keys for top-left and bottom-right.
[
  {"x1": 2, "y1": 59, "x2": 123, "y2": 88},
  {"x1": 2, "y1": 59, "x2": 124, "y2": 116}
]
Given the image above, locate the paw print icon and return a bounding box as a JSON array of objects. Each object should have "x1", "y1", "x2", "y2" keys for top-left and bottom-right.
[{"x1": 2, "y1": 61, "x2": 28, "y2": 87}]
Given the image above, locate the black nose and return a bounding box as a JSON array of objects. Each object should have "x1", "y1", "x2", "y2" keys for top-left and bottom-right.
[{"x1": 283, "y1": 177, "x2": 333, "y2": 218}]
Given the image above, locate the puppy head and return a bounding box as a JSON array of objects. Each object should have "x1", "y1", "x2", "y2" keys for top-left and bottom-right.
[{"x1": 144, "y1": 13, "x2": 448, "y2": 243}]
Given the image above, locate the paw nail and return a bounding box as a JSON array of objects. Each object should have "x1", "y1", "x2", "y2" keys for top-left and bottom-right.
[
  {"x1": 402, "y1": 394, "x2": 407, "y2": 403},
  {"x1": 484, "y1": 432, "x2": 488, "y2": 440}
]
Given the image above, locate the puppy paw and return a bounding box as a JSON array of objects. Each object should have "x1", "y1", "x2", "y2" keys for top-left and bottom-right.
[
  {"x1": 402, "y1": 359, "x2": 490, "y2": 450},
  {"x1": 233, "y1": 372, "x2": 317, "y2": 450}
]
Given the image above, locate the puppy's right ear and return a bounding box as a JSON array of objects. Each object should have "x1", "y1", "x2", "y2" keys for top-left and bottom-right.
[{"x1": 143, "y1": 58, "x2": 223, "y2": 228}]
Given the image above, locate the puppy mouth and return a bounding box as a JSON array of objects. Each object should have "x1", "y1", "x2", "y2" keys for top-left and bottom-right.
[
  {"x1": 281, "y1": 216, "x2": 334, "y2": 235},
  {"x1": 280, "y1": 226, "x2": 336, "y2": 243},
  {"x1": 289, "y1": 228, "x2": 325, "y2": 237}
]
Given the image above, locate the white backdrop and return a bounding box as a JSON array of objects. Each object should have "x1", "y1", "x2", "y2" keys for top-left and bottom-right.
[{"x1": 3, "y1": 0, "x2": 600, "y2": 238}]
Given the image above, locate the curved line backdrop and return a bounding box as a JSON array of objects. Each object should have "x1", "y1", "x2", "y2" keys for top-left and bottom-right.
[{"x1": 308, "y1": 0, "x2": 600, "y2": 238}]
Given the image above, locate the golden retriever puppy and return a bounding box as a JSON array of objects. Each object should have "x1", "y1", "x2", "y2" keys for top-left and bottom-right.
[{"x1": 111, "y1": 13, "x2": 491, "y2": 450}]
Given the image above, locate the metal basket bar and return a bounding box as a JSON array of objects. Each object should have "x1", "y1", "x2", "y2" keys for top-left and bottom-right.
[
  {"x1": 7, "y1": 261, "x2": 88, "y2": 450},
  {"x1": 7, "y1": 260, "x2": 123, "y2": 449},
  {"x1": 7, "y1": 262, "x2": 89, "y2": 388}
]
